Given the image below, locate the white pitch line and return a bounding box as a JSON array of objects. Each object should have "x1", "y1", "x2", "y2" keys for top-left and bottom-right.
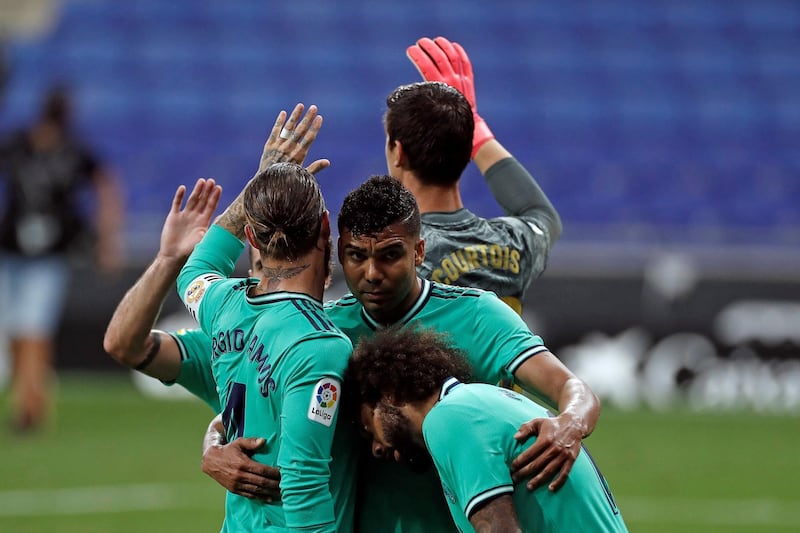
[
  {"x1": 621, "y1": 497, "x2": 800, "y2": 528},
  {"x1": 1, "y1": 485, "x2": 798, "y2": 528},
  {"x1": 0, "y1": 483, "x2": 216, "y2": 517}
]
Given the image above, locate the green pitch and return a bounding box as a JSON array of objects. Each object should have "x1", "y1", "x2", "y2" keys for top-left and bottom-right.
[{"x1": 1, "y1": 373, "x2": 798, "y2": 532}]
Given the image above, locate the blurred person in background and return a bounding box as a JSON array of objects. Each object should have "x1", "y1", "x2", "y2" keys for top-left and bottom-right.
[
  {"x1": 393, "y1": 36, "x2": 562, "y2": 315},
  {"x1": 0, "y1": 86, "x2": 122, "y2": 431}
]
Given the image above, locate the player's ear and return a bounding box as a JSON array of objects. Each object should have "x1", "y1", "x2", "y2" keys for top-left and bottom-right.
[
  {"x1": 414, "y1": 237, "x2": 425, "y2": 267},
  {"x1": 394, "y1": 140, "x2": 410, "y2": 169},
  {"x1": 244, "y1": 224, "x2": 259, "y2": 249},
  {"x1": 319, "y1": 210, "x2": 331, "y2": 239}
]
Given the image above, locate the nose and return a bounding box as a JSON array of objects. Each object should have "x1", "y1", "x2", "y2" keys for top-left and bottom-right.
[
  {"x1": 364, "y1": 259, "x2": 383, "y2": 285},
  {"x1": 371, "y1": 440, "x2": 387, "y2": 459}
]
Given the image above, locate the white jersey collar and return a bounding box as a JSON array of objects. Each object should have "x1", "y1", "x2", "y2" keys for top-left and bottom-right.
[{"x1": 438, "y1": 377, "x2": 462, "y2": 401}]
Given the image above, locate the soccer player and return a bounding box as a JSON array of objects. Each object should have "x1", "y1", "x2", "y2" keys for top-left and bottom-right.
[
  {"x1": 103, "y1": 102, "x2": 326, "y2": 403},
  {"x1": 391, "y1": 36, "x2": 562, "y2": 315},
  {"x1": 177, "y1": 160, "x2": 356, "y2": 532},
  {"x1": 1, "y1": 87, "x2": 123, "y2": 430},
  {"x1": 347, "y1": 326, "x2": 628, "y2": 533},
  {"x1": 204, "y1": 175, "x2": 600, "y2": 532}
]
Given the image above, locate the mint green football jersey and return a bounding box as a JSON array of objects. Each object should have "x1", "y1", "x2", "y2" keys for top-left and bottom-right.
[
  {"x1": 161, "y1": 328, "x2": 220, "y2": 413},
  {"x1": 324, "y1": 279, "x2": 548, "y2": 533},
  {"x1": 178, "y1": 225, "x2": 357, "y2": 532},
  {"x1": 425, "y1": 380, "x2": 628, "y2": 533}
]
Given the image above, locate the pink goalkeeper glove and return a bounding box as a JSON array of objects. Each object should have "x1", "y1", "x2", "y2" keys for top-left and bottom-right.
[{"x1": 406, "y1": 36, "x2": 495, "y2": 158}]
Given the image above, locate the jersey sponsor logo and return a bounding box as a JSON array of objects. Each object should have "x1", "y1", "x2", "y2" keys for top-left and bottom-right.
[
  {"x1": 499, "y1": 388, "x2": 524, "y2": 402},
  {"x1": 430, "y1": 244, "x2": 521, "y2": 286},
  {"x1": 442, "y1": 483, "x2": 457, "y2": 505},
  {"x1": 183, "y1": 274, "x2": 221, "y2": 320},
  {"x1": 525, "y1": 220, "x2": 544, "y2": 236},
  {"x1": 307, "y1": 378, "x2": 340, "y2": 427}
]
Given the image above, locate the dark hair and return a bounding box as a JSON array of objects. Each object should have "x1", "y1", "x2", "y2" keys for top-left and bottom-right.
[
  {"x1": 384, "y1": 81, "x2": 473, "y2": 186},
  {"x1": 345, "y1": 327, "x2": 472, "y2": 408},
  {"x1": 243, "y1": 162, "x2": 325, "y2": 261},
  {"x1": 337, "y1": 175, "x2": 420, "y2": 237}
]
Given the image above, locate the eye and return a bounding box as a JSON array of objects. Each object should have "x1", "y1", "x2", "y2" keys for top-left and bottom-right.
[
  {"x1": 383, "y1": 250, "x2": 401, "y2": 261},
  {"x1": 357, "y1": 424, "x2": 372, "y2": 440},
  {"x1": 347, "y1": 250, "x2": 366, "y2": 261}
]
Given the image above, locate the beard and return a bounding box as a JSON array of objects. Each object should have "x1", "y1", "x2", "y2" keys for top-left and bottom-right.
[{"x1": 378, "y1": 402, "x2": 432, "y2": 474}]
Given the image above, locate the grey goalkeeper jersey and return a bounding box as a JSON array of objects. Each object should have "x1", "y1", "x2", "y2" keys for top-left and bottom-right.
[{"x1": 417, "y1": 158, "x2": 560, "y2": 314}]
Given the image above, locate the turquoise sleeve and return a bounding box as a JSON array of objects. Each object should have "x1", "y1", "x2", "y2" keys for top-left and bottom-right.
[
  {"x1": 424, "y1": 405, "x2": 514, "y2": 519},
  {"x1": 470, "y1": 293, "x2": 546, "y2": 383},
  {"x1": 177, "y1": 224, "x2": 245, "y2": 329},
  {"x1": 277, "y1": 336, "x2": 351, "y2": 531},
  {"x1": 165, "y1": 329, "x2": 219, "y2": 413}
]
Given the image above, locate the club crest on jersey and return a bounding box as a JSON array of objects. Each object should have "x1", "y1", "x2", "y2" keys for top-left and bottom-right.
[
  {"x1": 308, "y1": 378, "x2": 340, "y2": 427},
  {"x1": 183, "y1": 274, "x2": 220, "y2": 320},
  {"x1": 185, "y1": 280, "x2": 206, "y2": 304}
]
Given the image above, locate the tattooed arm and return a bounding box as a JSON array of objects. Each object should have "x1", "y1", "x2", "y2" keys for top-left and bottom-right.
[
  {"x1": 469, "y1": 495, "x2": 522, "y2": 533},
  {"x1": 215, "y1": 103, "x2": 327, "y2": 238}
]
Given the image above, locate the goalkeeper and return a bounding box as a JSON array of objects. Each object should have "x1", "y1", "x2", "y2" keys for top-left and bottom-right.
[{"x1": 394, "y1": 36, "x2": 562, "y2": 315}]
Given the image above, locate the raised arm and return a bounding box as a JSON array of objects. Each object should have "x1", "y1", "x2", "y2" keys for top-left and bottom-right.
[
  {"x1": 103, "y1": 178, "x2": 221, "y2": 380},
  {"x1": 407, "y1": 36, "x2": 562, "y2": 241},
  {"x1": 216, "y1": 103, "x2": 326, "y2": 239},
  {"x1": 194, "y1": 103, "x2": 326, "y2": 502},
  {"x1": 177, "y1": 104, "x2": 326, "y2": 315}
]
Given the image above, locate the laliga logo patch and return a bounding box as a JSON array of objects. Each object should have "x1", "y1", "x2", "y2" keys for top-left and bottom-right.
[
  {"x1": 308, "y1": 378, "x2": 340, "y2": 427},
  {"x1": 317, "y1": 381, "x2": 338, "y2": 407}
]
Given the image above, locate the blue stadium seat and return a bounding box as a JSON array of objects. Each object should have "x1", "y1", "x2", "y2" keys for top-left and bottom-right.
[{"x1": 2, "y1": 0, "x2": 797, "y2": 252}]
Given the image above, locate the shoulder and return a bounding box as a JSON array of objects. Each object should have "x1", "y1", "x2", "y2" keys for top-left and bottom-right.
[
  {"x1": 423, "y1": 396, "x2": 482, "y2": 451},
  {"x1": 323, "y1": 293, "x2": 359, "y2": 312},
  {"x1": 287, "y1": 332, "x2": 353, "y2": 377},
  {"x1": 429, "y1": 281, "x2": 487, "y2": 300},
  {"x1": 323, "y1": 293, "x2": 362, "y2": 326},
  {"x1": 429, "y1": 282, "x2": 510, "y2": 313}
]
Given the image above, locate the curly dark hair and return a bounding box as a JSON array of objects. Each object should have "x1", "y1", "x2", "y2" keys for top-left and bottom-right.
[
  {"x1": 243, "y1": 162, "x2": 325, "y2": 261},
  {"x1": 384, "y1": 81, "x2": 473, "y2": 186},
  {"x1": 337, "y1": 175, "x2": 420, "y2": 238},
  {"x1": 345, "y1": 326, "x2": 473, "y2": 409}
]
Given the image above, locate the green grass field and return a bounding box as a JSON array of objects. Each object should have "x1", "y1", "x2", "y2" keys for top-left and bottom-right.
[{"x1": 1, "y1": 373, "x2": 798, "y2": 532}]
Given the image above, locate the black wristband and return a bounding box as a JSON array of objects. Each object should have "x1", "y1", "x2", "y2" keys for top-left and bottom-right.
[{"x1": 135, "y1": 332, "x2": 162, "y2": 371}]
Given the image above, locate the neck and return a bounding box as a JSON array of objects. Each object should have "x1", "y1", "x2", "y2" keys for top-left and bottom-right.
[
  {"x1": 253, "y1": 251, "x2": 326, "y2": 300},
  {"x1": 30, "y1": 122, "x2": 63, "y2": 152},
  {"x1": 401, "y1": 393, "x2": 440, "y2": 434},
  {"x1": 373, "y1": 277, "x2": 423, "y2": 326},
  {"x1": 398, "y1": 172, "x2": 463, "y2": 213}
]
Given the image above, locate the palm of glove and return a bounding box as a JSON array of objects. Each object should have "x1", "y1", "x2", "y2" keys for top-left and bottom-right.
[
  {"x1": 406, "y1": 36, "x2": 494, "y2": 157},
  {"x1": 406, "y1": 36, "x2": 477, "y2": 111}
]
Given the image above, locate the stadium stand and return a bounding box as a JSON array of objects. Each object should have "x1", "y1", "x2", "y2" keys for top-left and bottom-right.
[{"x1": 0, "y1": 0, "x2": 797, "y2": 259}]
